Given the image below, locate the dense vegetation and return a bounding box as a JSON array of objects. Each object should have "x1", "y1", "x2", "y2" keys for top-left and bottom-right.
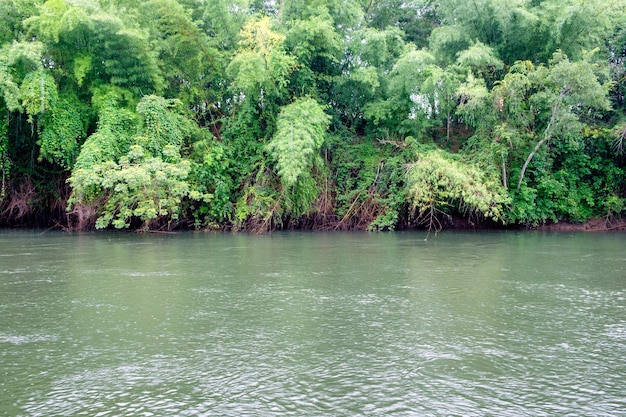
[{"x1": 1, "y1": 0, "x2": 625, "y2": 232}]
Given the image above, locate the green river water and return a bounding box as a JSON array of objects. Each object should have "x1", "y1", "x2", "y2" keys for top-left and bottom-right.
[{"x1": 0, "y1": 230, "x2": 625, "y2": 416}]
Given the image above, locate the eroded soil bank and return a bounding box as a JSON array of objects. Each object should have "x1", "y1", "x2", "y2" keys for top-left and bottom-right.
[{"x1": 536, "y1": 218, "x2": 626, "y2": 232}]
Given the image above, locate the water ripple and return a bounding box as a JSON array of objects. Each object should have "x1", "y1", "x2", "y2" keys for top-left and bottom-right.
[{"x1": 2, "y1": 232, "x2": 626, "y2": 416}]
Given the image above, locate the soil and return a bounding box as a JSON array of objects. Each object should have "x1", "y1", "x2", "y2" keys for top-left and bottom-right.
[{"x1": 536, "y1": 217, "x2": 626, "y2": 232}]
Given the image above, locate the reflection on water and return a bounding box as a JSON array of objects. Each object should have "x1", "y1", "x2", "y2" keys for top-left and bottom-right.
[{"x1": 0, "y1": 231, "x2": 625, "y2": 416}]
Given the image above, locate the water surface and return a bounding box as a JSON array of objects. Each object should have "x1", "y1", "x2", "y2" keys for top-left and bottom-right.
[{"x1": 1, "y1": 231, "x2": 625, "y2": 416}]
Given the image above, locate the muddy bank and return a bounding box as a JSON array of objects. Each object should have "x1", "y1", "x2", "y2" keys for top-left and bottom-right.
[{"x1": 536, "y1": 218, "x2": 626, "y2": 232}]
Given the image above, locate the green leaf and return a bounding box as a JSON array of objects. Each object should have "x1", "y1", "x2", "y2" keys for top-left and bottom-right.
[{"x1": 267, "y1": 97, "x2": 330, "y2": 188}]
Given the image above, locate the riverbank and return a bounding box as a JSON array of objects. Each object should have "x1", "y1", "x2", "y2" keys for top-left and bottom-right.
[{"x1": 536, "y1": 217, "x2": 626, "y2": 232}]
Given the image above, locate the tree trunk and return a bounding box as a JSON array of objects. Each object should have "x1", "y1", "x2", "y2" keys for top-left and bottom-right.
[
  {"x1": 516, "y1": 97, "x2": 561, "y2": 191},
  {"x1": 277, "y1": 0, "x2": 285, "y2": 22},
  {"x1": 501, "y1": 150, "x2": 507, "y2": 189},
  {"x1": 516, "y1": 136, "x2": 547, "y2": 190}
]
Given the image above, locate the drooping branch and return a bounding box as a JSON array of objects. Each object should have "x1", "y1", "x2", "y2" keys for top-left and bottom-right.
[{"x1": 613, "y1": 124, "x2": 626, "y2": 155}]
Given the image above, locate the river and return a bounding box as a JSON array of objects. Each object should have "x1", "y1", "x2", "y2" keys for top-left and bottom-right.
[{"x1": 1, "y1": 230, "x2": 625, "y2": 416}]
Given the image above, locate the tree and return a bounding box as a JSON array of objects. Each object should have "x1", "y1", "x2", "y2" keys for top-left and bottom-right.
[
  {"x1": 516, "y1": 52, "x2": 611, "y2": 190},
  {"x1": 68, "y1": 94, "x2": 211, "y2": 230},
  {"x1": 364, "y1": 0, "x2": 440, "y2": 48},
  {"x1": 458, "y1": 62, "x2": 533, "y2": 189},
  {"x1": 230, "y1": 97, "x2": 330, "y2": 230},
  {"x1": 139, "y1": 0, "x2": 225, "y2": 117},
  {"x1": 267, "y1": 97, "x2": 329, "y2": 189},
  {"x1": 1, "y1": 0, "x2": 625, "y2": 230},
  {"x1": 458, "y1": 51, "x2": 613, "y2": 224},
  {"x1": 37, "y1": 93, "x2": 89, "y2": 168},
  {"x1": 343, "y1": 27, "x2": 407, "y2": 137},
  {"x1": 456, "y1": 41, "x2": 504, "y2": 87},
  {"x1": 226, "y1": 16, "x2": 296, "y2": 113},
  {"x1": 284, "y1": 14, "x2": 342, "y2": 95}
]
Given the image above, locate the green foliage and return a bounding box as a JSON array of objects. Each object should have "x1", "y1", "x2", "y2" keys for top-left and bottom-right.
[
  {"x1": 24, "y1": 0, "x2": 64, "y2": 43},
  {"x1": 227, "y1": 51, "x2": 267, "y2": 94},
  {"x1": 19, "y1": 69, "x2": 58, "y2": 123},
  {"x1": 227, "y1": 16, "x2": 296, "y2": 105},
  {"x1": 388, "y1": 49, "x2": 436, "y2": 96},
  {"x1": 508, "y1": 129, "x2": 626, "y2": 224},
  {"x1": 0, "y1": 0, "x2": 36, "y2": 44},
  {"x1": 69, "y1": 92, "x2": 212, "y2": 230},
  {"x1": 351, "y1": 26, "x2": 405, "y2": 69},
  {"x1": 458, "y1": 64, "x2": 531, "y2": 186},
  {"x1": 69, "y1": 96, "x2": 139, "y2": 211},
  {"x1": 459, "y1": 51, "x2": 612, "y2": 220},
  {"x1": 24, "y1": 0, "x2": 92, "y2": 44},
  {"x1": 234, "y1": 178, "x2": 282, "y2": 231},
  {"x1": 406, "y1": 148, "x2": 509, "y2": 231},
  {"x1": 282, "y1": 169, "x2": 321, "y2": 218},
  {"x1": 285, "y1": 15, "x2": 341, "y2": 70},
  {"x1": 365, "y1": 0, "x2": 438, "y2": 47},
  {"x1": 194, "y1": 0, "x2": 245, "y2": 50},
  {"x1": 24, "y1": 1, "x2": 164, "y2": 97},
  {"x1": 514, "y1": 52, "x2": 611, "y2": 192},
  {"x1": 428, "y1": 25, "x2": 471, "y2": 65},
  {"x1": 363, "y1": 47, "x2": 460, "y2": 140},
  {"x1": 548, "y1": 0, "x2": 613, "y2": 61},
  {"x1": 88, "y1": 12, "x2": 165, "y2": 96},
  {"x1": 73, "y1": 88, "x2": 138, "y2": 171},
  {"x1": 1, "y1": 0, "x2": 625, "y2": 230},
  {"x1": 281, "y1": 0, "x2": 363, "y2": 30},
  {"x1": 73, "y1": 53, "x2": 92, "y2": 87},
  {"x1": 327, "y1": 133, "x2": 411, "y2": 231},
  {"x1": 135, "y1": 95, "x2": 187, "y2": 155},
  {"x1": 0, "y1": 41, "x2": 44, "y2": 112},
  {"x1": 187, "y1": 138, "x2": 233, "y2": 226},
  {"x1": 393, "y1": 51, "x2": 460, "y2": 142},
  {"x1": 37, "y1": 93, "x2": 89, "y2": 168},
  {"x1": 546, "y1": 51, "x2": 611, "y2": 112},
  {"x1": 322, "y1": 0, "x2": 363, "y2": 31},
  {"x1": 365, "y1": 155, "x2": 409, "y2": 232},
  {"x1": 267, "y1": 97, "x2": 330, "y2": 188},
  {"x1": 456, "y1": 41, "x2": 504, "y2": 86},
  {"x1": 72, "y1": 146, "x2": 194, "y2": 229},
  {"x1": 142, "y1": 0, "x2": 223, "y2": 107},
  {"x1": 266, "y1": 97, "x2": 330, "y2": 217}
]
